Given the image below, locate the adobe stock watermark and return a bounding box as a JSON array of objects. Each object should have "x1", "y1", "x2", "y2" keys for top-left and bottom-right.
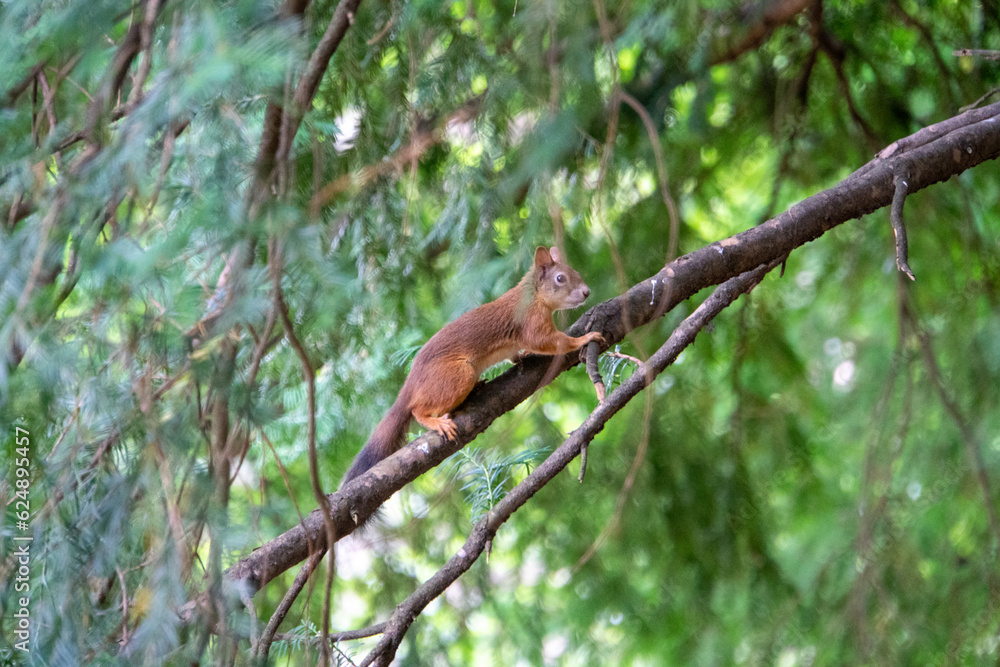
[{"x1": 8, "y1": 424, "x2": 33, "y2": 654}]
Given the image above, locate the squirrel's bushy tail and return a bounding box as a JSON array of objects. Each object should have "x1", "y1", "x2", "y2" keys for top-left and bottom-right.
[{"x1": 341, "y1": 395, "x2": 412, "y2": 486}]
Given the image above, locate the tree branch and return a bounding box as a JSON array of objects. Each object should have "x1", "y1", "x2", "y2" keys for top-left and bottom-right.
[
  {"x1": 250, "y1": 0, "x2": 363, "y2": 212},
  {"x1": 214, "y1": 98, "x2": 1000, "y2": 603},
  {"x1": 309, "y1": 97, "x2": 482, "y2": 215},
  {"x1": 889, "y1": 173, "x2": 915, "y2": 280},
  {"x1": 361, "y1": 260, "x2": 779, "y2": 666},
  {"x1": 274, "y1": 251, "x2": 337, "y2": 666},
  {"x1": 711, "y1": 0, "x2": 812, "y2": 66},
  {"x1": 84, "y1": 0, "x2": 168, "y2": 144},
  {"x1": 178, "y1": 0, "x2": 369, "y2": 634}
]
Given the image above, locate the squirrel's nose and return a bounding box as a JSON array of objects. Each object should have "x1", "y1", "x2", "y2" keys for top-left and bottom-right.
[{"x1": 581, "y1": 286, "x2": 590, "y2": 299}]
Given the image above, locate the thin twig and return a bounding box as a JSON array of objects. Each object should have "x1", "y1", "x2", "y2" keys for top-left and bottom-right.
[
  {"x1": 952, "y1": 48, "x2": 1000, "y2": 60},
  {"x1": 127, "y1": 0, "x2": 163, "y2": 105},
  {"x1": 581, "y1": 341, "x2": 605, "y2": 481},
  {"x1": 911, "y1": 314, "x2": 1000, "y2": 544},
  {"x1": 152, "y1": 440, "x2": 192, "y2": 577},
  {"x1": 37, "y1": 71, "x2": 58, "y2": 148},
  {"x1": 273, "y1": 621, "x2": 389, "y2": 645},
  {"x1": 366, "y1": 11, "x2": 395, "y2": 44},
  {"x1": 13, "y1": 190, "x2": 62, "y2": 318},
  {"x1": 890, "y1": 173, "x2": 916, "y2": 280},
  {"x1": 310, "y1": 98, "x2": 480, "y2": 214},
  {"x1": 254, "y1": 548, "x2": 328, "y2": 659},
  {"x1": 585, "y1": 340, "x2": 606, "y2": 403},
  {"x1": 604, "y1": 350, "x2": 644, "y2": 367},
  {"x1": 117, "y1": 567, "x2": 129, "y2": 645},
  {"x1": 83, "y1": 0, "x2": 164, "y2": 144},
  {"x1": 274, "y1": 245, "x2": 337, "y2": 666},
  {"x1": 619, "y1": 91, "x2": 681, "y2": 262},
  {"x1": 845, "y1": 341, "x2": 911, "y2": 653},
  {"x1": 260, "y1": 431, "x2": 308, "y2": 525},
  {"x1": 591, "y1": 0, "x2": 627, "y2": 291},
  {"x1": 573, "y1": 386, "x2": 653, "y2": 573},
  {"x1": 4, "y1": 61, "x2": 45, "y2": 106},
  {"x1": 711, "y1": 0, "x2": 811, "y2": 65},
  {"x1": 141, "y1": 120, "x2": 188, "y2": 232},
  {"x1": 311, "y1": 129, "x2": 437, "y2": 213},
  {"x1": 960, "y1": 88, "x2": 1000, "y2": 112}
]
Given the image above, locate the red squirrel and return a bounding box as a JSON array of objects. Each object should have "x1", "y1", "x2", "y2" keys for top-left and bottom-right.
[{"x1": 342, "y1": 246, "x2": 604, "y2": 484}]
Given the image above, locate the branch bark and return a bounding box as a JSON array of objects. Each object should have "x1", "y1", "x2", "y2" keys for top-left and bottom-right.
[
  {"x1": 360, "y1": 259, "x2": 780, "y2": 666},
  {"x1": 215, "y1": 100, "x2": 1000, "y2": 599}
]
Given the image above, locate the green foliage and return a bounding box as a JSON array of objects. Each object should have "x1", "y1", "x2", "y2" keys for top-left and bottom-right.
[
  {"x1": 447, "y1": 444, "x2": 548, "y2": 522},
  {"x1": 1, "y1": 0, "x2": 999, "y2": 664}
]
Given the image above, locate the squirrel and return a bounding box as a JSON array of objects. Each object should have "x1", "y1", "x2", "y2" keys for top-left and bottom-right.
[{"x1": 341, "y1": 246, "x2": 604, "y2": 485}]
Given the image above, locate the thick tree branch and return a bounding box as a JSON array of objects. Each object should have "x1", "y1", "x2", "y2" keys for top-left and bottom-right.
[
  {"x1": 361, "y1": 260, "x2": 779, "y2": 666},
  {"x1": 217, "y1": 100, "x2": 1000, "y2": 600}
]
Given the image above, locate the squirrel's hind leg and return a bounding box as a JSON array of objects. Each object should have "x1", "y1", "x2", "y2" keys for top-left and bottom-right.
[{"x1": 409, "y1": 359, "x2": 476, "y2": 441}]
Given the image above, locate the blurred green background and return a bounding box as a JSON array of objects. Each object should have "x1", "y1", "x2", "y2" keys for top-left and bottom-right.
[{"x1": 1, "y1": 0, "x2": 999, "y2": 664}]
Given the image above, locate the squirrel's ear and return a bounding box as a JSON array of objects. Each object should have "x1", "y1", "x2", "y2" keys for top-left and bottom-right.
[
  {"x1": 534, "y1": 246, "x2": 554, "y2": 267},
  {"x1": 548, "y1": 246, "x2": 564, "y2": 264}
]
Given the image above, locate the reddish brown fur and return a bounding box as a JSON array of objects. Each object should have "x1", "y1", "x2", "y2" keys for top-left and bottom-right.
[{"x1": 341, "y1": 246, "x2": 603, "y2": 485}]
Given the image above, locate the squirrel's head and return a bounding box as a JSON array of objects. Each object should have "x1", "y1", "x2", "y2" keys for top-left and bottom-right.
[{"x1": 532, "y1": 246, "x2": 591, "y2": 311}]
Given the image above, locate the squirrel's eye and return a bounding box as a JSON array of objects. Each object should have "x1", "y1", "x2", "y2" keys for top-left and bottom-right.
[{"x1": 555, "y1": 273, "x2": 566, "y2": 284}]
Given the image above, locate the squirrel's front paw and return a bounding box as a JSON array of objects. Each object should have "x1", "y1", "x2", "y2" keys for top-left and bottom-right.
[{"x1": 578, "y1": 332, "x2": 605, "y2": 361}]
